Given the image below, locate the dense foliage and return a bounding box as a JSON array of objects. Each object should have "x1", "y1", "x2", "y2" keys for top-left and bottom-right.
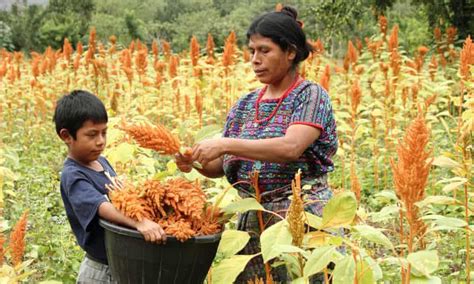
[{"x1": 0, "y1": 0, "x2": 472, "y2": 54}]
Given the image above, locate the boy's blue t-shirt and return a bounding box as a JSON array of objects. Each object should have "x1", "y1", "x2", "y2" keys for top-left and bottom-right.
[{"x1": 60, "y1": 156, "x2": 116, "y2": 264}]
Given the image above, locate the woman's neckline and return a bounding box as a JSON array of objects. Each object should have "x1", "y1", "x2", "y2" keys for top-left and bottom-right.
[{"x1": 253, "y1": 75, "x2": 303, "y2": 124}]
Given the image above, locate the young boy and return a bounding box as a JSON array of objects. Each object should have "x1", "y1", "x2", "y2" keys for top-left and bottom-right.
[{"x1": 53, "y1": 90, "x2": 166, "y2": 283}]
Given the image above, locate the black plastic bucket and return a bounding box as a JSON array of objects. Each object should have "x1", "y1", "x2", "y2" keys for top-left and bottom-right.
[{"x1": 99, "y1": 219, "x2": 222, "y2": 284}]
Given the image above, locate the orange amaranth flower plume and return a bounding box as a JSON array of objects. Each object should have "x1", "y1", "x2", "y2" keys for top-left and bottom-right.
[
  {"x1": 9, "y1": 210, "x2": 29, "y2": 266},
  {"x1": 190, "y1": 36, "x2": 200, "y2": 67},
  {"x1": 121, "y1": 122, "x2": 181, "y2": 155},
  {"x1": 390, "y1": 113, "x2": 432, "y2": 239}
]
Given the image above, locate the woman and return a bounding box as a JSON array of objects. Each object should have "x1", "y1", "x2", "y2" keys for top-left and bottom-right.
[{"x1": 176, "y1": 6, "x2": 338, "y2": 283}]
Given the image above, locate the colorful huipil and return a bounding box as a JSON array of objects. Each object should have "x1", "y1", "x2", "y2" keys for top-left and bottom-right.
[
  {"x1": 223, "y1": 79, "x2": 337, "y2": 194},
  {"x1": 222, "y1": 79, "x2": 338, "y2": 282}
]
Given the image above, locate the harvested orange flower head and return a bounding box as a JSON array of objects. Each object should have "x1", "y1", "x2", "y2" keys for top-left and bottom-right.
[
  {"x1": 122, "y1": 122, "x2": 181, "y2": 155},
  {"x1": 106, "y1": 175, "x2": 222, "y2": 242}
]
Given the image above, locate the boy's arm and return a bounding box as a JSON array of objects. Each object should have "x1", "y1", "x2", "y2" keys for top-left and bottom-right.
[{"x1": 98, "y1": 201, "x2": 167, "y2": 243}]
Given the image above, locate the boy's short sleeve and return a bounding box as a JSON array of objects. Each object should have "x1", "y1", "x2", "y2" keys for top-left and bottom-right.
[
  {"x1": 290, "y1": 84, "x2": 333, "y2": 132},
  {"x1": 65, "y1": 175, "x2": 108, "y2": 232}
]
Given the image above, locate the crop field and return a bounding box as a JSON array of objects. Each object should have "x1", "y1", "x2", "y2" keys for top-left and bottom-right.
[{"x1": 0, "y1": 17, "x2": 472, "y2": 283}]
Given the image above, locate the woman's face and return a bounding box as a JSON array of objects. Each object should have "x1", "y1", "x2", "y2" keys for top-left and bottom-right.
[{"x1": 248, "y1": 34, "x2": 296, "y2": 85}]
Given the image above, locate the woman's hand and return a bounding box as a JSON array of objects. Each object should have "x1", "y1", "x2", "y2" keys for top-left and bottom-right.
[
  {"x1": 175, "y1": 148, "x2": 194, "y2": 173},
  {"x1": 136, "y1": 218, "x2": 167, "y2": 244},
  {"x1": 192, "y1": 138, "x2": 225, "y2": 167}
]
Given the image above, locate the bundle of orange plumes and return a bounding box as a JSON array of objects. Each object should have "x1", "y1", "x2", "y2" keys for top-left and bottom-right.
[
  {"x1": 106, "y1": 177, "x2": 222, "y2": 242},
  {"x1": 110, "y1": 121, "x2": 221, "y2": 242}
]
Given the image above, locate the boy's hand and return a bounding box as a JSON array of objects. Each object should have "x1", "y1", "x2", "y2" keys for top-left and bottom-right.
[{"x1": 136, "y1": 218, "x2": 167, "y2": 244}]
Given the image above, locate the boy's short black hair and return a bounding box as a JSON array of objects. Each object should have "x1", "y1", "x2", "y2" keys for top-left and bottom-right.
[{"x1": 53, "y1": 90, "x2": 108, "y2": 139}]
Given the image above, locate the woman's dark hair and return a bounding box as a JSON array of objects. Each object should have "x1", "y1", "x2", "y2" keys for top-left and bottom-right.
[
  {"x1": 246, "y1": 6, "x2": 313, "y2": 68},
  {"x1": 53, "y1": 90, "x2": 108, "y2": 139}
]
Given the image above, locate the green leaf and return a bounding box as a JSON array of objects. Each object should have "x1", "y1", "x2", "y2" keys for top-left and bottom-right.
[
  {"x1": 222, "y1": 198, "x2": 264, "y2": 215},
  {"x1": 106, "y1": 142, "x2": 136, "y2": 165},
  {"x1": 304, "y1": 212, "x2": 322, "y2": 229},
  {"x1": 304, "y1": 246, "x2": 340, "y2": 278},
  {"x1": 431, "y1": 156, "x2": 460, "y2": 169},
  {"x1": 321, "y1": 192, "x2": 357, "y2": 229},
  {"x1": 421, "y1": 215, "x2": 467, "y2": 228},
  {"x1": 261, "y1": 220, "x2": 292, "y2": 262},
  {"x1": 357, "y1": 259, "x2": 375, "y2": 284},
  {"x1": 374, "y1": 190, "x2": 397, "y2": 203},
  {"x1": 216, "y1": 230, "x2": 251, "y2": 259},
  {"x1": 441, "y1": 178, "x2": 468, "y2": 193},
  {"x1": 304, "y1": 231, "x2": 333, "y2": 248},
  {"x1": 194, "y1": 124, "x2": 222, "y2": 142},
  {"x1": 410, "y1": 276, "x2": 442, "y2": 284},
  {"x1": 370, "y1": 205, "x2": 399, "y2": 222},
  {"x1": 291, "y1": 277, "x2": 308, "y2": 284},
  {"x1": 212, "y1": 254, "x2": 258, "y2": 284},
  {"x1": 333, "y1": 255, "x2": 355, "y2": 284},
  {"x1": 365, "y1": 256, "x2": 383, "y2": 280},
  {"x1": 407, "y1": 250, "x2": 439, "y2": 277},
  {"x1": 415, "y1": 196, "x2": 458, "y2": 208},
  {"x1": 353, "y1": 225, "x2": 394, "y2": 249},
  {"x1": 273, "y1": 244, "x2": 308, "y2": 257},
  {"x1": 166, "y1": 160, "x2": 177, "y2": 174},
  {"x1": 279, "y1": 253, "x2": 303, "y2": 279}
]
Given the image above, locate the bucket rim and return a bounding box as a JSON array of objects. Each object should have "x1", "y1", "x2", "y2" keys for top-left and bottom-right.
[{"x1": 99, "y1": 219, "x2": 222, "y2": 243}]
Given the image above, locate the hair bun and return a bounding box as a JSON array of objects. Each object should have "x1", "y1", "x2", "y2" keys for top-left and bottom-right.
[{"x1": 280, "y1": 6, "x2": 298, "y2": 20}]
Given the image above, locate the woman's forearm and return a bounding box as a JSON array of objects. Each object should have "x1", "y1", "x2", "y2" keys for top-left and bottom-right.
[
  {"x1": 222, "y1": 124, "x2": 321, "y2": 163},
  {"x1": 222, "y1": 137, "x2": 298, "y2": 163}
]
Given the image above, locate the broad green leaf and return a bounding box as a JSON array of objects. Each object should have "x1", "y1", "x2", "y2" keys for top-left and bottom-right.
[
  {"x1": 166, "y1": 159, "x2": 177, "y2": 174},
  {"x1": 441, "y1": 178, "x2": 468, "y2": 193},
  {"x1": 304, "y1": 246, "x2": 340, "y2": 277},
  {"x1": 279, "y1": 253, "x2": 302, "y2": 278},
  {"x1": 415, "y1": 196, "x2": 457, "y2": 208},
  {"x1": 273, "y1": 244, "x2": 308, "y2": 257},
  {"x1": 356, "y1": 259, "x2": 375, "y2": 284},
  {"x1": 370, "y1": 205, "x2": 399, "y2": 222},
  {"x1": 410, "y1": 276, "x2": 442, "y2": 284},
  {"x1": 216, "y1": 230, "x2": 250, "y2": 259},
  {"x1": 212, "y1": 254, "x2": 258, "y2": 284},
  {"x1": 222, "y1": 198, "x2": 264, "y2": 215},
  {"x1": 321, "y1": 192, "x2": 357, "y2": 229},
  {"x1": 333, "y1": 255, "x2": 355, "y2": 284},
  {"x1": 407, "y1": 250, "x2": 439, "y2": 277},
  {"x1": 291, "y1": 278, "x2": 308, "y2": 284},
  {"x1": 261, "y1": 220, "x2": 292, "y2": 262},
  {"x1": 383, "y1": 257, "x2": 409, "y2": 268},
  {"x1": 422, "y1": 215, "x2": 468, "y2": 228},
  {"x1": 304, "y1": 231, "x2": 333, "y2": 247},
  {"x1": 106, "y1": 142, "x2": 136, "y2": 165},
  {"x1": 304, "y1": 212, "x2": 322, "y2": 229},
  {"x1": 365, "y1": 256, "x2": 383, "y2": 280},
  {"x1": 353, "y1": 225, "x2": 394, "y2": 249},
  {"x1": 431, "y1": 156, "x2": 460, "y2": 169},
  {"x1": 194, "y1": 124, "x2": 222, "y2": 142},
  {"x1": 374, "y1": 190, "x2": 397, "y2": 203}
]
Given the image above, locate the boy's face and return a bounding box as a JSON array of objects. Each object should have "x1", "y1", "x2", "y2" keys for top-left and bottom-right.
[{"x1": 60, "y1": 120, "x2": 107, "y2": 165}]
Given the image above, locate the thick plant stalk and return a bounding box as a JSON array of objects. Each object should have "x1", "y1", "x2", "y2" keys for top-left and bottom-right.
[
  {"x1": 250, "y1": 171, "x2": 272, "y2": 283},
  {"x1": 458, "y1": 36, "x2": 472, "y2": 283}
]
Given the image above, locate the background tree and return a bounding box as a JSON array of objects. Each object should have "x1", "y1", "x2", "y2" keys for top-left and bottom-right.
[{"x1": 0, "y1": 21, "x2": 14, "y2": 51}]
